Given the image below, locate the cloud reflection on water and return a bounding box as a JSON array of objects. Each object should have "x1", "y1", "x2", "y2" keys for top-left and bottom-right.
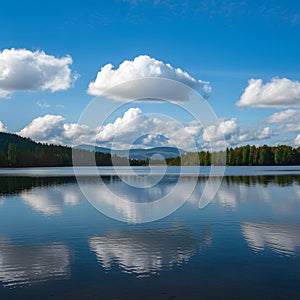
[
  {"x1": 0, "y1": 239, "x2": 70, "y2": 287},
  {"x1": 242, "y1": 222, "x2": 300, "y2": 256},
  {"x1": 89, "y1": 225, "x2": 197, "y2": 277},
  {"x1": 20, "y1": 185, "x2": 81, "y2": 215},
  {"x1": 82, "y1": 176, "x2": 197, "y2": 223}
]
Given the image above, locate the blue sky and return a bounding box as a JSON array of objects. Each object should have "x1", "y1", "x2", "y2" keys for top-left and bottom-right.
[{"x1": 0, "y1": 0, "x2": 300, "y2": 150}]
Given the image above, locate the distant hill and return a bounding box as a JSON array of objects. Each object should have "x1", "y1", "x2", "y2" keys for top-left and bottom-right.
[
  {"x1": 76, "y1": 144, "x2": 185, "y2": 159},
  {"x1": 129, "y1": 147, "x2": 185, "y2": 160}
]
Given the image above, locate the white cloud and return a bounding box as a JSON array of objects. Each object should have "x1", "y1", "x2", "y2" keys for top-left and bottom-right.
[
  {"x1": 96, "y1": 107, "x2": 144, "y2": 142},
  {"x1": 203, "y1": 118, "x2": 237, "y2": 142},
  {"x1": 96, "y1": 107, "x2": 202, "y2": 150},
  {"x1": 0, "y1": 48, "x2": 77, "y2": 98},
  {"x1": 266, "y1": 109, "x2": 300, "y2": 123},
  {"x1": 202, "y1": 118, "x2": 272, "y2": 147},
  {"x1": 87, "y1": 55, "x2": 211, "y2": 101},
  {"x1": 18, "y1": 114, "x2": 96, "y2": 145},
  {"x1": 97, "y1": 109, "x2": 273, "y2": 150},
  {"x1": 257, "y1": 127, "x2": 272, "y2": 139},
  {"x1": 0, "y1": 121, "x2": 7, "y2": 132},
  {"x1": 295, "y1": 134, "x2": 300, "y2": 146},
  {"x1": 277, "y1": 123, "x2": 300, "y2": 134},
  {"x1": 236, "y1": 77, "x2": 300, "y2": 108},
  {"x1": 18, "y1": 114, "x2": 65, "y2": 142},
  {"x1": 15, "y1": 109, "x2": 274, "y2": 149},
  {"x1": 265, "y1": 109, "x2": 300, "y2": 134}
]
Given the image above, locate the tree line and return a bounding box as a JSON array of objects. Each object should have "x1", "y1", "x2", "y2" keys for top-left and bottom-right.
[
  {"x1": 166, "y1": 145, "x2": 300, "y2": 166},
  {"x1": 1, "y1": 132, "x2": 300, "y2": 167},
  {"x1": 0, "y1": 132, "x2": 147, "y2": 167}
]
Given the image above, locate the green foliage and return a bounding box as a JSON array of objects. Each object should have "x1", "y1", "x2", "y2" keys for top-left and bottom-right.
[
  {"x1": 166, "y1": 144, "x2": 300, "y2": 166},
  {"x1": 1, "y1": 132, "x2": 300, "y2": 167},
  {"x1": 7, "y1": 143, "x2": 17, "y2": 165},
  {"x1": 0, "y1": 132, "x2": 147, "y2": 168},
  {"x1": 242, "y1": 145, "x2": 250, "y2": 165},
  {"x1": 274, "y1": 145, "x2": 294, "y2": 165},
  {"x1": 0, "y1": 149, "x2": 8, "y2": 166}
]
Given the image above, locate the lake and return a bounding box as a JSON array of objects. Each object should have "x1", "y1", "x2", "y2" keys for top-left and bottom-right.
[{"x1": 0, "y1": 166, "x2": 300, "y2": 299}]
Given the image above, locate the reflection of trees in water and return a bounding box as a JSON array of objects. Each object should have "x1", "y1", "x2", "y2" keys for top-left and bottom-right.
[
  {"x1": 0, "y1": 177, "x2": 82, "y2": 215},
  {"x1": 196, "y1": 175, "x2": 300, "y2": 187},
  {"x1": 188, "y1": 175, "x2": 300, "y2": 211},
  {"x1": 0, "y1": 176, "x2": 76, "y2": 196},
  {"x1": 0, "y1": 175, "x2": 299, "y2": 197}
]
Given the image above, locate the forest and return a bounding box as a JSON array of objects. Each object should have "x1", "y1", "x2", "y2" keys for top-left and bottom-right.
[
  {"x1": 166, "y1": 144, "x2": 300, "y2": 166},
  {"x1": 0, "y1": 132, "x2": 300, "y2": 167},
  {"x1": 0, "y1": 132, "x2": 147, "y2": 167}
]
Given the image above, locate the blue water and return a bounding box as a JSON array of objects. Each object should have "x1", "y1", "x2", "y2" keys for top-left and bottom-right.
[
  {"x1": 0, "y1": 165, "x2": 300, "y2": 176},
  {"x1": 0, "y1": 166, "x2": 299, "y2": 299}
]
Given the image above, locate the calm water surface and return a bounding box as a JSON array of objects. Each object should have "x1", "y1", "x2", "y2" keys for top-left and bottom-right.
[{"x1": 0, "y1": 166, "x2": 300, "y2": 299}]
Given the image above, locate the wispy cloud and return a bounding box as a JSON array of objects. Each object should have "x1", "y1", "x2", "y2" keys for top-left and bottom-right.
[
  {"x1": 119, "y1": 0, "x2": 300, "y2": 26},
  {"x1": 36, "y1": 101, "x2": 65, "y2": 109},
  {"x1": 36, "y1": 101, "x2": 51, "y2": 108}
]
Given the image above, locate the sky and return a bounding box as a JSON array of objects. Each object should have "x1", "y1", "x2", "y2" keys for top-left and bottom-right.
[{"x1": 0, "y1": 0, "x2": 300, "y2": 150}]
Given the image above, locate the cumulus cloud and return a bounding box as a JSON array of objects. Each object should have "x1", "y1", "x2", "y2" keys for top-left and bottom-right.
[
  {"x1": 203, "y1": 118, "x2": 237, "y2": 143},
  {"x1": 265, "y1": 109, "x2": 300, "y2": 134},
  {"x1": 236, "y1": 77, "x2": 300, "y2": 108},
  {"x1": 15, "y1": 109, "x2": 274, "y2": 150},
  {"x1": 0, "y1": 48, "x2": 77, "y2": 98},
  {"x1": 18, "y1": 114, "x2": 96, "y2": 145},
  {"x1": 96, "y1": 107, "x2": 202, "y2": 150},
  {"x1": 15, "y1": 109, "x2": 200, "y2": 150},
  {"x1": 295, "y1": 134, "x2": 300, "y2": 146},
  {"x1": 203, "y1": 118, "x2": 272, "y2": 148},
  {"x1": 266, "y1": 109, "x2": 300, "y2": 123},
  {"x1": 0, "y1": 121, "x2": 7, "y2": 132},
  {"x1": 278, "y1": 123, "x2": 300, "y2": 134},
  {"x1": 18, "y1": 115, "x2": 65, "y2": 141},
  {"x1": 87, "y1": 55, "x2": 211, "y2": 101},
  {"x1": 97, "y1": 109, "x2": 272, "y2": 150},
  {"x1": 256, "y1": 127, "x2": 272, "y2": 139}
]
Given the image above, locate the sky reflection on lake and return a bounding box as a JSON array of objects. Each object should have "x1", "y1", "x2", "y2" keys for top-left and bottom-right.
[
  {"x1": 89, "y1": 225, "x2": 196, "y2": 277},
  {"x1": 0, "y1": 169, "x2": 300, "y2": 299},
  {"x1": 0, "y1": 239, "x2": 70, "y2": 287}
]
